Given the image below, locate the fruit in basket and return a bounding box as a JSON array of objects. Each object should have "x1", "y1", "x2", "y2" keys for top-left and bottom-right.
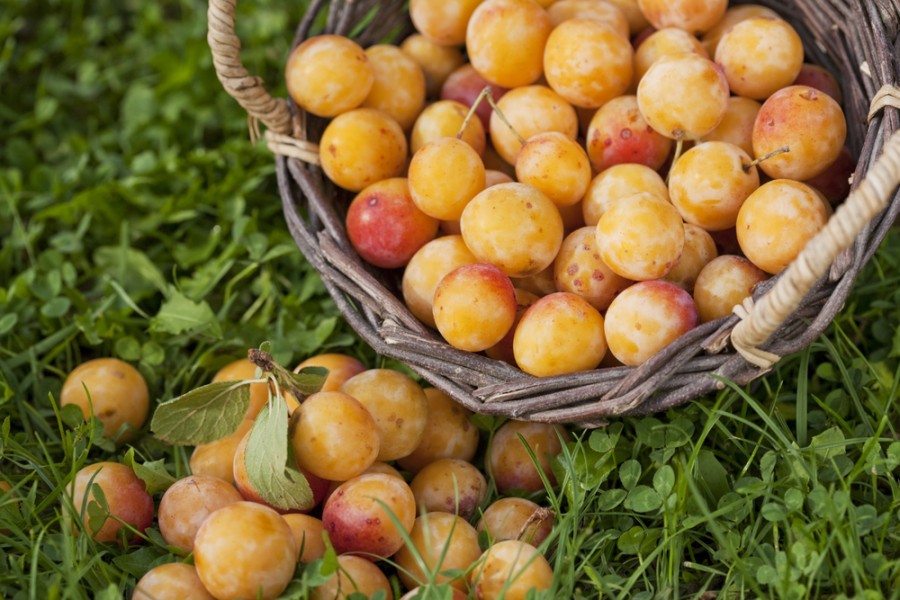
[
  {"x1": 515, "y1": 131, "x2": 591, "y2": 207},
  {"x1": 400, "y1": 34, "x2": 466, "y2": 98},
  {"x1": 60, "y1": 357, "x2": 149, "y2": 444},
  {"x1": 700, "y1": 3, "x2": 782, "y2": 56},
  {"x1": 701, "y1": 96, "x2": 761, "y2": 155},
  {"x1": 410, "y1": 99, "x2": 486, "y2": 155},
  {"x1": 546, "y1": 0, "x2": 629, "y2": 38},
  {"x1": 410, "y1": 0, "x2": 484, "y2": 46},
  {"x1": 409, "y1": 137, "x2": 486, "y2": 220},
  {"x1": 345, "y1": 177, "x2": 439, "y2": 269},
  {"x1": 441, "y1": 64, "x2": 509, "y2": 130},
  {"x1": 488, "y1": 84, "x2": 578, "y2": 166},
  {"x1": 285, "y1": 35, "x2": 373, "y2": 118},
  {"x1": 634, "y1": 27, "x2": 708, "y2": 83},
  {"x1": 715, "y1": 17, "x2": 804, "y2": 100},
  {"x1": 402, "y1": 235, "x2": 479, "y2": 328},
  {"x1": 637, "y1": 0, "x2": 728, "y2": 35},
  {"x1": 69, "y1": 461, "x2": 154, "y2": 544},
  {"x1": 752, "y1": 84, "x2": 847, "y2": 181},
  {"x1": 554, "y1": 226, "x2": 633, "y2": 311},
  {"x1": 792, "y1": 62, "x2": 843, "y2": 104},
  {"x1": 362, "y1": 45, "x2": 427, "y2": 131},
  {"x1": 581, "y1": 163, "x2": 669, "y2": 226},
  {"x1": 694, "y1": 254, "x2": 769, "y2": 322},
  {"x1": 662, "y1": 223, "x2": 718, "y2": 292},
  {"x1": 394, "y1": 512, "x2": 482, "y2": 591},
  {"x1": 585, "y1": 94, "x2": 674, "y2": 173}
]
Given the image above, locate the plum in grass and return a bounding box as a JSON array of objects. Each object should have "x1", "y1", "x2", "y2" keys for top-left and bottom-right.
[
  {"x1": 293, "y1": 353, "x2": 367, "y2": 393},
  {"x1": 60, "y1": 358, "x2": 149, "y2": 444},
  {"x1": 585, "y1": 94, "x2": 673, "y2": 173},
  {"x1": 157, "y1": 474, "x2": 242, "y2": 553},
  {"x1": 432, "y1": 263, "x2": 518, "y2": 352},
  {"x1": 321, "y1": 473, "x2": 416, "y2": 558},
  {"x1": 189, "y1": 418, "x2": 252, "y2": 485},
  {"x1": 396, "y1": 387, "x2": 481, "y2": 474},
  {"x1": 69, "y1": 462, "x2": 153, "y2": 544},
  {"x1": 346, "y1": 178, "x2": 438, "y2": 269},
  {"x1": 132, "y1": 563, "x2": 214, "y2": 600},
  {"x1": 487, "y1": 421, "x2": 568, "y2": 494},
  {"x1": 193, "y1": 502, "x2": 298, "y2": 600},
  {"x1": 604, "y1": 280, "x2": 700, "y2": 366},
  {"x1": 311, "y1": 555, "x2": 394, "y2": 600},
  {"x1": 211, "y1": 358, "x2": 269, "y2": 420},
  {"x1": 394, "y1": 512, "x2": 483, "y2": 591},
  {"x1": 409, "y1": 458, "x2": 487, "y2": 520},
  {"x1": 469, "y1": 540, "x2": 553, "y2": 600},
  {"x1": 477, "y1": 497, "x2": 554, "y2": 547},
  {"x1": 319, "y1": 108, "x2": 407, "y2": 192},
  {"x1": 282, "y1": 513, "x2": 327, "y2": 564},
  {"x1": 285, "y1": 35, "x2": 373, "y2": 118}
]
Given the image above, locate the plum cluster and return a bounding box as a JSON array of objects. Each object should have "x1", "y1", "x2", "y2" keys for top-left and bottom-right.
[{"x1": 285, "y1": 0, "x2": 853, "y2": 376}]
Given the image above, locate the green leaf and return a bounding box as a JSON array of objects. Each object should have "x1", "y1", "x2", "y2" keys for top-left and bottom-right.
[
  {"x1": 597, "y1": 488, "x2": 627, "y2": 511},
  {"x1": 653, "y1": 465, "x2": 675, "y2": 497},
  {"x1": 40, "y1": 297, "x2": 71, "y2": 318},
  {"x1": 0, "y1": 313, "x2": 19, "y2": 335},
  {"x1": 624, "y1": 485, "x2": 662, "y2": 513},
  {"x1": 94, "y1": 246, "x2": 167, "y2": 296},
  {"x1": 588, "y1": 422, "x2": 623, "y2": 454},
  {"x1": 112, "y1": 547, "x2": 171, "y2": 578},
  {"x1": 244, "y1": 399, "x2": 313, "y2": 512},
  {"x1": 149, "y1": 290, "x2": 222, "y2": 338},
  {"x1": 810, "y1": 426, "x2": 846, "y2": 460},
  {"x1": 150, "y1": 380, "x2": 251, "y2": 445},
  {"x1": 760, "y1": 502, "x2": 787, "y2": 522},
  {"x1": 94, "y1": 584, "x2": 123, "y2": 600},
  {"x1": 122, "y1": 448, "x2": 177, "y2": 495},
  {"x1": 619, "y1": 459, "x2": 641, "y2": 490},
  {"x1": 696, "y1": 450, "x2": 729, "y2": 503}
]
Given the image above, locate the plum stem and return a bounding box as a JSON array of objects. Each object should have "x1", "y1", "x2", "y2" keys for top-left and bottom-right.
[
  {"x1": 458, "y1": 85, "x2": 525, "y2": 146},
  {"x1": 743, "y1": 145, "x2": 790, "y2": 173}
]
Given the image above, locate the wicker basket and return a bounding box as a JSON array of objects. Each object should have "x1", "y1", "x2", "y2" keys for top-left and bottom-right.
[{"x1": 208, "y1": 0, "x2": 900, "y2": 424}]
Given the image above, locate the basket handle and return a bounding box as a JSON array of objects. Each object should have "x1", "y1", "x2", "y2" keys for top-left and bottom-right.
[{"x1": 731, "y1": 89, "x2": 900, "y2": 369}]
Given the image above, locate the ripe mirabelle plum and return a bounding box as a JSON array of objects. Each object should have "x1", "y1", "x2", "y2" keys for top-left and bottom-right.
[
  {"x1": 637, "y1": 0, "x2": 728, "y2": 35},
  {"x1": 735, "y1": 179, "x2": 830, "y2": 275},
  {"x1": 485, "y1": 287, "x2": 541, "y2": 365},
  {"x1": 607, "y1": 0, "x2": 650, "y2": 34},
  {"x1": 311, "y1": 555, "x2": 394, "y2": 600},
  {"x1": 543, "y1": 19, "x2": 634, "y2": 108},
  {"x1": 285, "y1": 35, "x2": 373, "y2": 118},
  {"x1": 189, "y1": 418, "x2": 252, "y2": 484},
  {"x1": 702, "y1": 96, "x2": 761, "y2": 156},
  {"x1": 394, "y1": 512, "x2": 482, "y2": 591},
  {"x1": 693, "y1": 255, "x2": 769, "y2": 323},
  {"x1": 346, "y1": 178, "x2": 439, "y2": 269},
  {"x1": 321, "y1": 473, "x2": 416, "y2": 558},
  {"x1": 282, "y1": 513, "x2": 327, "y2": 563},
  {"x1": 290, "y1": 391, "x2": 380, "y2": 481},
  {"x1": 637, "y1": 53, "x2": 730, "y2": 140},
  {"x1": 132, "y1": 563, "x2": 214, "y2": 600},
  {"x1": 634, "y1": 28, "x2": 708, "y2": 83},
  {"x1": 69, "y1": 462, "x2": 154, "y2": 544},
  {"x1": 546, "y1": 0, "x2": 629, "y2": 38},
  {"x1": 585, "y1": 95, "x2": 673, "y2": 173},
  {"x1": 752, "y1": 85, "x2": 847, "y2": 181},
  {"x1": 460, "y1": 182, "x2": 564, "y2": 278},
  {"x1": 396, "y1": 387, "x2": 481, "y2": 474},
  {"x1": 402, "y1": 235, "x2": 478, "y2": 329},
  {"x1": 468, "y1": 540, "x2": 553, "y2": 600},
  {"x1": 400, "y1": 34, "x2": 466, "y2": 98},
  {"x1": 489, "y1": 85, "x2": 578, "y2": 166},
  {"x1": 410, "y1": 99, "x2": 486, "y2": 155},
  {"x1": 433, "y1": 263, "x2": 518, "y2": 352},
  {"x1": 409, "y1": 137, "x2": 486, "y2": 220},
  {"x1": 194, "y1": 502, "x2": 298, "y2": 600},
  {"x1": 515, "y1": 132, "x2": 591, "y2": 207},
  {"x1": 554, "y1": 226, "x2": 633, "y2": 311},
  {"x1": 410, "y1": 0, "x2": 485, "y2": 46},
  {"x1": 361, "y1": 45, "x2": 427, "y2": 130},
  {"x1": 157, "y1": 474, "x2": 243, "y2": 553},
  {"x1": 477, "y1": 497, "x2": 554, "y2": 546},
  {"x1": 701, "y1": 3, "x2": 781, "y2": 56},
  {"x1": 441, "y1": 64, "x2": 509, "y2": 131},
  {"x1": 715, "y1": 17, "x2": 804, "y2": 100},
  {"x1": 212, "y1": 358, "x2": 269, "y2": 421},
  {"x1": 604, "y1": 280, "x2": 699, "y2": 366},
  {"x1": 60, "y1": 358, "x2": 149, "y2": 444},
  {"x1": 667, "y1": 141, "x2": 760, "y2": 231},
  {"x1": 409, "y1": 458, "x2": 487, "y2": 519},
  {"x1": 661, "y1": 223, "x2": 718, "y2": 292},
  {"x1": 487, "y1": 421, "x2": 568, "y2": 493},
  {"x1": 466, "y1": 0, "x2": 552, "y2": 88},
  {"x1": 581, "y1": 163, "x2": 669, "y2": 226},
  {"x1": 294, "y1": 353, "x2": 367, "y2": 393},
  {"x1": 340, "y1": 369, "x2": 429, "y2": 462},
  {"x1": 401, "y1": 588, "x2": 467, "y2": 600},
  {"x1": 513, "y1": 292, "x2": 608, "y2": 377},
  {"x1": 595, "y1": 191, "x2": 685, "y2": 281},
  {"x1": 792, "y1": 63, "x2": 843, "y2": 104},
  {"x1": 319, "y1": 108, "x2": 407, "y2": 192}
]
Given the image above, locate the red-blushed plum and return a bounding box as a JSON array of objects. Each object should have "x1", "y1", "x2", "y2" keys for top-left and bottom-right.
[
  {"x1": 792, "y1": 63, "x2": 843, "y2": 104},
  {"x1": 513, "y1": 292, "x2": 608, "y2": 377},
  {"x1": 515, "y1": 132, "x2": 592, "y2": 208},
  {"x1": 290, "y1": 391, "x2": 380, "y2": 482},
  {"x1": 132, "y1": 563, "x2": 214, "y2": 600},
  {"x1": 158, "y1": 474, "x2": 243, "y2": 553},
  {"x1": 543, "y1": 19, "x2": 634, "y2": 109},
  {"x1": 735, "y1": 179, "x2": 830, "y2": 275},
  {"x1": 402, "y1": 235, "x2": 478, "y2": 329},
  {"x1": 319, "y1": 108, "x2": 407, "y2": 192},
  {"x1": 468, "y1": 540, "x2": 553, "y2": 600},
  {"x1": 410, "y1": 99, "x2": 486, "y2": 155},
  {"x1": 409, "y1": 137, "x2": 486, "y2": 221},
  {"x1": 466, "y1": 0, "x2": 552, "y2": 88},
  {"x1": 585, "y1": 95, "x2": 673, "y2": 173},
  {"x1": 433, "y1": 263, "x2": 518, "y2": 352},
  {"x1": 285, "y1": 35, "x2": 372, "y2": 118},
  {"x1": 582, "y1": 163, "x2": 669, "y2": 226},
  {"x1": 311, "y1": 555, "x2": 394, "y2": 600},
  {"x1": 400, "y1": 34, "x2": 465, "y2": 98},
  {"x1": 693, "y1": 255, "x2": 769, "y2": 323},
  {"x1": 487, "y1": 421, "x2": 569, "y2": 493},
  {"x1": 345, "y1": 178, "x2": 438, "y2": 270},
  {"x1": 282, "y1": 513, "x2": 327, "y2": 564},
  {"x1": 393, "y1": 512, "x2": 482, "y2": 591},
  {"x1": 554, "y1": 226, "x2": 633, "y2": 311},
  {"x1": 603, "y1": 280, "x2": 699, "y2": 366},
  {"x1": 661, "y1": 223, "x2": 718, "y2": 292},
  {"x1": 60, "y1": 358, "x2": 149, "y2": 444},
  {"x1": 396, "y1": 387, "x2": 481, "y2": 474},
  {"x1": 477, "y1": 497, "x2": 554, "y2": 547},
  {"x1": 441, "y1": 63, "x2": 509, "y2": 131},
  {"x1": 340, "y1": 368, "x2": 429, "y2": 462},
  {"x1": 595, "y1": 191, "x2": 685, "y2": 281},
  {"x1": 668, "y1": 141, "x2": 760, "y2": 232},
  {"x1": 803, "y1": 146, "x2": 855, "y2": 205},
  {"x1": 409, "y1": 458, "x2": 487, "y2": 520},
  {"x1": 321, "y1": 473, "x2": 416, "y2": 558},
  {"x1": 69, "y1": 462, "x2": 153, "y2": 544},
  {"x1": 361, "y1": 45, "x2": 426, "y2": 131},
  {"x1": 193, "y1": 502, "x2": 298, "y2": 600},
  {"x1": 751, "y1": 85, "x2": 847, "y2": 181}
]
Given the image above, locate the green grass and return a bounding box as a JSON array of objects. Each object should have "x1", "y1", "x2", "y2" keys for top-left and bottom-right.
[{"x1": 3, "y1": 0, "x2": 900, "y2": 598}]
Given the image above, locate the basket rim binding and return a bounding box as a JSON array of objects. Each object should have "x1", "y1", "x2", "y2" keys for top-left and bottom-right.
[{"x1": 208, "y1": 0, "x2": 900, "y2": 424}]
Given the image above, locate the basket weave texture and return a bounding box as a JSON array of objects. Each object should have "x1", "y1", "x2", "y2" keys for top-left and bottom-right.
[{"x1": 209, "y1": 0, "x2": 900, "y2": 424}]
